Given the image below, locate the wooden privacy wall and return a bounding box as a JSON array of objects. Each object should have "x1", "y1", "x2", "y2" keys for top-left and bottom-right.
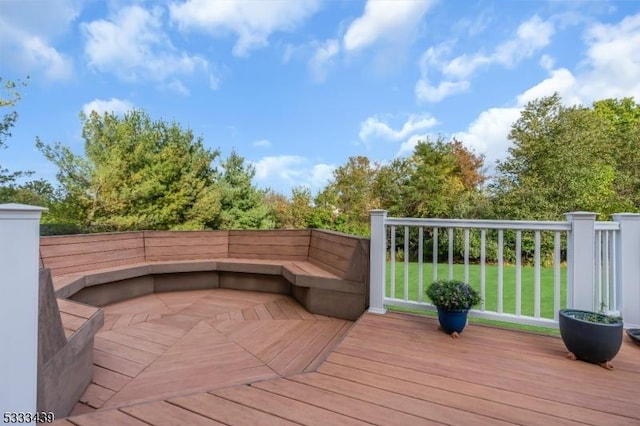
[
  {"x1": 143, "y1": 230, "x2": 229, "y2": 261},
  {"x1": 40, "y1": 232, "x2": 145, "y2": 276},
  {"x1": 227, "y1": 229, "x2": 311, "y2": 261}
]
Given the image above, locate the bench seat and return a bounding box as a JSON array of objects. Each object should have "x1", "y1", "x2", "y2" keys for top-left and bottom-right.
[
  {"x1": 51, "y1": 256, "x2": 364, "y2": 320},
  {"x1": 57, "y1": 299, "x2": 104, "y2": 339},
  {"x1": 38, "y1": 229, "x2": 370, "y2": 418}
]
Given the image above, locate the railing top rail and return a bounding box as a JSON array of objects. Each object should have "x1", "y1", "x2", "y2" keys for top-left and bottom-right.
[
  {"x1": 384, "y1": 217, "x2": 572, "y2": 231},
  {"x1": 594, "y1": 222, "x2": 620, "y2": 231}
]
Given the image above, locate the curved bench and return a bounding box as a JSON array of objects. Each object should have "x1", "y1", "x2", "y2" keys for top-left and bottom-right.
[
  {"x1": 38, "y1": 229, "x2": 369, "y2": 417},
  {"x1": 43, "y1": 229, "x2": 370, "y2": 321}
]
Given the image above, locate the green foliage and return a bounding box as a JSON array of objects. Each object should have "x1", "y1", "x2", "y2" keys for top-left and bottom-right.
[
  {"x1": 492, "y1": 94, "x2": 640, "y2": 220},
  {"x1": 0, "y1": 76, "x2": 32, "y2": 186},
  {"x1": 425, "y1": 279, "x2": 481, "y2": 310},
  {"x1": 214, "y1": 150, "x2": 273, "y2": 230},
  {"x1": 564, "y1": 310, "x2": 622, "y2": 325},
  {"x1": 7, "y1": 85, "x2": 639, "y2": 243},
  {"x1": 377, "y1": 137, "x2": 487, "y2": 220},
  {"x1": 38, "y1": 110, "x2": 223, "y2": 230},
  {"x1": 314, "y1": 139, "x2": 488, "y2": 236},
  {"x1": 315, "y1": 156, "x2": 380, "y2": 235},
  {"x1": 266, "y1": 186, "x2": 317, "y2": 229}
]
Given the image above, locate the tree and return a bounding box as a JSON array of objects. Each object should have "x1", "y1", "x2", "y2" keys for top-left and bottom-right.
[
  {"x1": 313, "y1": 140, "x2": 487, "y2": 236},
  {"x1": 372, "y1": 157, "x2": 412, "y2": 217},
  {"x1": 379, "y1": 137, "x2": 487, "y2": 219},
  {"x1": 37, "y1": 109, "x2": 222, "y2": 230},
  {"x1": 491, "y1": 94, "x2": 638, "y2": 221},
  {"x1": 214, "y1": 150, "x2": 273, "y2": 230},
  {"x1": 592, "y1": 98, "x2": 640, "y2": 211},
  {"x1": 0, "y1": 76, "x2": 60, "y2": 213},
  {"x1": 316, "y1": 156, "x2": 380, "y2": 235},
  {"x1": 0, "y1": 76, "x2": 30, "y2": 186},
  {"x1": 266, "y1": 186, "x2": 316, "y2": 229}
]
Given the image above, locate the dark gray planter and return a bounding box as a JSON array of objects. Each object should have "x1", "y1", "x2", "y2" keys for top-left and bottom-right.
[{"x1": 558, "y1": 309, "x2": 623, "y2": 366}]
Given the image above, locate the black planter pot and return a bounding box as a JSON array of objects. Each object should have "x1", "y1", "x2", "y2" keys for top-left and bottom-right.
[{"x1": 558, "y1": 309, "x2": 623, "y2": 364}]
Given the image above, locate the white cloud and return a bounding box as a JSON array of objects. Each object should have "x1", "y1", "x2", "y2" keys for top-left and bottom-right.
[
  {"x1": 309, "y1": 163, "x2": 335, "y2": 189},
  {"x1": 252, "y1": 155, "x2": 334, "y2": 192},
  {"x1": 493, "y1": 15, "x2": 554, "y2": 67},
  {"x1": 442, "y1": 54, "x2": 491, "y2": 80},
  {"x1": 454, "y1": 12, "x2": 491, "y2": 37},
  {"x1": 578, "y1": 13, "x2": 640, "y2": 101},
  {"x1": 166, "y1": 79, "x2": 190, "y2": 96},
  {"x1": 416, "y1": 15, "x2": 555, "y2": 103},
  {"x1": 539, "y1": 54, "x2": 555, "y2": 71},
  {"x1": 518, "y1": 13, "x2": 640, "y2": 106},
  {"x1": 252, "y1": 139, "x2": 272, "y2": 148},
  {"x1": 343, "y1": 0, "x2": 435, "y2": 51},
  {"x1": 254, "y1": 155, "x2": 307, "y2": 181},
  {"x1": 453, "y1": 108, "x2": 521, "y2": 166},
  {"x1": 308, "y1": 39, "x2": 340, "y2": 82},
  {"x1": 452, "y1": 14, "x2": 640, "y2": 173},
  {"x1": 82, "y1": 5, "x2": 208, "y2": 82},
  {"x1": 359, "y1": 114, "x2": 438, "y2": 142},
  {"x1": 169, "y1": 0, "x2": 321, "y2": 56},
  {"x1": 0, "y1": 0, "x2": 79, "y2": 80},
  {"x1": 82, "y1": 98, "x2": 134, "y2": 116},
  {"x1": 22, "y1": 36, "x2": 73, "y2": 80},
  {"x1": 397, "y1": 133, "x2": 431, "y2": 157},
  {"x1": 517, "y1": 68, "x2": 578, "y2": 106},
  {"x1": 415, "y1": 79, "x2": 470, "y2": 103}
]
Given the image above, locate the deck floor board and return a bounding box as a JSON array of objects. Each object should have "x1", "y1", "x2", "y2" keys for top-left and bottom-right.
[
  {"x1": 70, "y1": 289, "x2": 352, "y2": 415},
  {"x1": 61, "y1": 292, "x2": 640, "y2": 425}
]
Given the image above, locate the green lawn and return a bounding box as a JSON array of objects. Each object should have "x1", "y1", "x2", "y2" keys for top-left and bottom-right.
[
  {"x1": 386, "y1": 304, "x2": 561, "y2": 336},
  {"x1": 385, "y1": 262, "x2": 567, "y2": 320}
]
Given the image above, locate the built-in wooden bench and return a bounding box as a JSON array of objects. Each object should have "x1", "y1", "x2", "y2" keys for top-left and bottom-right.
[
  {"x1": 38, "y1": 270, "x2": 103, "y2": 418},
  {"x1": 40, "y1": 229, "x2": 370, "y2": 322},
  {"x1": 38, "y1": 229, "x2": 369, "y2": 417}
]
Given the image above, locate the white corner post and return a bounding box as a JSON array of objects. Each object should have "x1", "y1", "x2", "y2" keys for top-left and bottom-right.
[
  {"x1": 565, "y1": 212, "x2": 597, "y2": 311},
  {"x1": 369, "y1": 210, "x2": 387, "y2": 314},
  {"x1": 0, "y1": 204, "x2": 45, "y2": 418},
  {"x1": 612, "y1": 213, "x2": 640, "y2": 329}
]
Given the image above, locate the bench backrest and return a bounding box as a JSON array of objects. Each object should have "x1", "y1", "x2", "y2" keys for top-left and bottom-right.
[
  {"x1": 227, "y1": 229, "x2": 310, "y2": 261},
  {"x1": 143, "y1": 230, "x2": 229, "y2": 261},
  {"x1": 308, "y1": 229, "x2": 370, "y2": 281},
  {"x1": 40, "y1": 232, "x2": 145, "y2": 276},
  {"x1": 40, "y1": 229, "x2": 370, "y2": 282}
]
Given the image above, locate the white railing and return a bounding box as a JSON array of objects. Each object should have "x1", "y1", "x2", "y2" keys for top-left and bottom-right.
[
  {"x1": 369, "y1": 210, "x2": 640, "y2": 329},
  {"x1": 0, "y1": 204, "x2": 46, "y2": 417},
  {"x1": 593, "y1": 222, "x2": 618, "y2": 315}
]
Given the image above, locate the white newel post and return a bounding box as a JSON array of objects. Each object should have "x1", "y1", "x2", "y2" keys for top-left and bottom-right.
[
  {"x1": 0, "y1": 204, "x2": 45, "y2": 419},
  {"x1": 566, "y1": 212, "x2": 597, "y2": 311},
  {"x1": 369, "y1": 210, "x2": 387, "y2": 314},
  {"x1": 612, "y1": 213, "x2": 640, "y2": 329}
]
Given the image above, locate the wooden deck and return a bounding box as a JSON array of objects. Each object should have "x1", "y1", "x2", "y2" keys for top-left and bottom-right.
[
  {"x1": 57, "y1": 293, "x2": 640, "y2": 425},
  {"x1": 69, "y1": 289, "x2": 351, "y2": 414}
]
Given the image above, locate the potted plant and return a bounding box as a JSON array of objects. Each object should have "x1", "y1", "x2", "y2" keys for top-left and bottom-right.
[
  {"x1": 426, "y1": 280, "x2": 481, "y2": 338},
  {"x1": 558, "y1": 309, "x2": 623, "y2": 370}
]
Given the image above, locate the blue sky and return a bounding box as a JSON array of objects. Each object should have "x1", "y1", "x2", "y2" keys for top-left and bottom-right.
[{"x1": 1, "y1": 0, "x2": 639, "y2": 195}]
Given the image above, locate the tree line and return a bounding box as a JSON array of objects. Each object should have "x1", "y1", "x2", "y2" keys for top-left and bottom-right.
[{"x1": 1, "y1": 78, "x2": 639, "y2": 244}]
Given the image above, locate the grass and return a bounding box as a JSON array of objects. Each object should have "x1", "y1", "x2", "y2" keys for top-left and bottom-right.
[{"x1": 385, "y1": 262, "x2": 567, "y2": 321}]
